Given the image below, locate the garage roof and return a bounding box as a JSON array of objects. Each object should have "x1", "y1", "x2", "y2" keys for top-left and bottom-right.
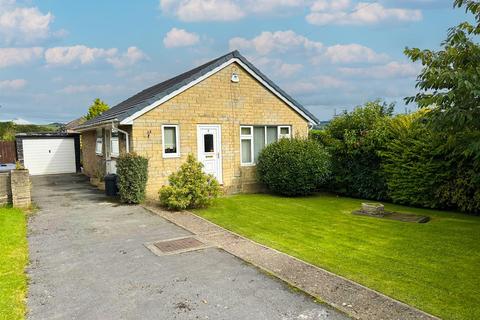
[{"x1": 77, "y1": 50, "x2": 319, "y2": 129}]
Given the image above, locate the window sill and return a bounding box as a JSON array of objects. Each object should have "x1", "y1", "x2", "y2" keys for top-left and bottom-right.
[
  {"x1": 163, "y1": 154, "x2": 180, "y2": 159},
  {"x1": 240, "y1": 163, "x2": 256, "y2": 167}
]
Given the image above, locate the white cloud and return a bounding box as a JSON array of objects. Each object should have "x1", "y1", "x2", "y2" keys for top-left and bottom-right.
[
  {"x1": 252, "y1": 56, "x2": 303, "y2": 78},
  {"x1": 163, "y1": 28, "x2": 200, "y2": 48},
  {"x1": 0, "y1": 47, "x2": 43, "y2": 68},
  {"x1": 229, "y1": 30, "x2": 323, "y2": 55},
  {"x1": 339, "y1": 61, "x2": 420, "y2": 78},
  {"x1": 0, "y1": 78, "x2": 26, "y2": 90},
  {"x1": 159, "y1": 0, "x2": 306, "y2": 22},
  {"x1": 44, "y1": 45, "x2": 117, "y2": 65},
  {"x1": 0, "y1": 1, "x2": 57, "y2": 44},
  {"x1": 106, "y1": 46, "x2": 147, "y2": 68},
  {"x1": 45, "y1": 45, "x2": 146, "y2": 68},
  {"x1": 286, "y1": 76, "x2": 345, "y2": 94},
  {"x1": 58, "y1": 84, "x2": 123, "y2": 94},
  {"x1": 324, "y1": 44, "x2": 389, "y2": 64},
  {"x1": 307, "y1": 1, "x2": 422, "y2": 26},
  {"x1": 160, "y1": 0, "x2": 244, "y2": 22},
  {"x1": 248, "y1": 0, "x2": 306, "y2": 13}
]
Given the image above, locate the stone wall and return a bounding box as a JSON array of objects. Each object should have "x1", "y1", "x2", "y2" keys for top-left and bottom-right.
[
  {"x1": 0, "y1": 170, "x2": 31, "y2": 208},
  {"x1": 0, "y1": 173, "x2": 11, "y2": 205}
]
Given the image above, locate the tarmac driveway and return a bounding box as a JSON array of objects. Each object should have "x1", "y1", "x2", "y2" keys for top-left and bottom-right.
[{"x1": 27, "y1": 174, "x2": 348, "y2": 320}]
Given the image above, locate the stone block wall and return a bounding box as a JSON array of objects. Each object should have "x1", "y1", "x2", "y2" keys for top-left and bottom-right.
[
  {"x1": 0, "y1": 170, "x2": 31, "y2": 208},
  {"x1": 0, "y1": 173, "x2": 11, "y2": 205}
]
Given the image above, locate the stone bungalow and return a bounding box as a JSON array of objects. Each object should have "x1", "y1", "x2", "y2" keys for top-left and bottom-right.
[{"x1": 75, "y1": 51, "x2": 319, "y2": 198}]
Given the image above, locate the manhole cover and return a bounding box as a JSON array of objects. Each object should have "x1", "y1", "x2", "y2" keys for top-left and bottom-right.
[{"x1": 146, "y1": 236, "x2": 210, "y2": 256}]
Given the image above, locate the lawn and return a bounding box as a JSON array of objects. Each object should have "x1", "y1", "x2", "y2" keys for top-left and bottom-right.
[
  {"x1": 195, "y1": 194, "x2": 480, "y2": 320},
  {"x1": 0, "y1": 207, "x2": 28, "y2": 320}
]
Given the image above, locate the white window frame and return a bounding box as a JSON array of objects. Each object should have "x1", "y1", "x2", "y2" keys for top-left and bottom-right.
[
  {"x1": 110, "y1": 131, "x2": 119, "y2": 158},
  {"x1": 240, "y1": 125, "x2": 292, "y2": 166},
  {"x1": 240, "y1": 126, "x2": 254, "y2": 166},
  {"x1": 278, "y1": 126, "x2": 291, "y2": 139},
  {"x1": 162, "y1": 125, "x2": 180, "y2": 158},
  {"x1": 95, "y1": 129, "x2": 103, "y2": 156}
]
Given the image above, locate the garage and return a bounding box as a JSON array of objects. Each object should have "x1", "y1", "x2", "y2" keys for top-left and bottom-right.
[{"x1": 16, "y1": 133, "x2": 80, "y2": 175}]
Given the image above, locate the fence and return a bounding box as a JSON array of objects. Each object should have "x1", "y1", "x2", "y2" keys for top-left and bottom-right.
[{"x1": 0, "y1": 141, "x2": 16, "y2": 163}]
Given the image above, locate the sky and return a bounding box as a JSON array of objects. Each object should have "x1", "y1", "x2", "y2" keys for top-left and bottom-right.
[{"x1": 0, "y1": 0, "x2": 473, "y2": 124}]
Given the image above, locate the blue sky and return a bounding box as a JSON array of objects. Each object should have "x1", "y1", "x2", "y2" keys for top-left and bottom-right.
[{"x1": 0, "y1": 0, "x2": 472, "y2": 123}]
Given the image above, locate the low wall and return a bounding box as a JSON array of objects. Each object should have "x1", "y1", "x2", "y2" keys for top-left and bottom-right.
[
  {"x1": 0, "y1": 170, "x2": 31, "y2": 208},
  {"x1": 0, "y1": 173, "x2": 11, "y2": 205}
]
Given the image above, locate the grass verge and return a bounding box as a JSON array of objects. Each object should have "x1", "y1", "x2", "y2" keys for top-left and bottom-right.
[{"x1": 0, "y1": 207, "x2": 28, "y2": 320}]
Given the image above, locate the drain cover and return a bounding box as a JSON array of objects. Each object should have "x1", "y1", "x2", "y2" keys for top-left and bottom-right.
[{"x1": 146, "y1": 236, "x2": 210, "y2": 256}]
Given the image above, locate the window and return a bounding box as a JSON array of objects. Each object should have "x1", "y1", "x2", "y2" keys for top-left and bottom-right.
[
  {"x1": 95, "y1": 129, "x2": 103, "y2": 155},
  {"x1": 111, "y1": 131, "x2": 119, "y2": 157},
  {"x1": 278, "y1": 126, "x2": 291, "y2": 139},
  {"x1": 204, "y1": 134, "x2": 214, "y2": 152},
  {"x1": 240, "y1": 125, "x2": 291, "y2": 165},
  {"x1": 240, "y1": 126, "x2": 253, "y2": 165},
  {"x1": 162, "y1": 125, "x2": 180, "y2": 158}
]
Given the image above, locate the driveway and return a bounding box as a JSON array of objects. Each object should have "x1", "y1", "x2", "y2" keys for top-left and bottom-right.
[{"x1": 27, "y1": 174, "x2": 348, "y2": 320}]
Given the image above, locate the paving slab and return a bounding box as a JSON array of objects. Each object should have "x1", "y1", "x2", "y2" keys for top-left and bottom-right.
[{"x1": 27, "y1": 174, "x2": 348, "y2": 320}]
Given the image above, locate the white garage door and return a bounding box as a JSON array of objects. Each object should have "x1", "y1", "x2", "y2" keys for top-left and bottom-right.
[{"x1": 23, "y1": 138, "x2": 76, "y2": 175}]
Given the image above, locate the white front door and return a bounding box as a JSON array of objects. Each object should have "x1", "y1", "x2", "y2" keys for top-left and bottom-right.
[{"x1": 197, "y1": 125, "x2": 223, "y2": 184}]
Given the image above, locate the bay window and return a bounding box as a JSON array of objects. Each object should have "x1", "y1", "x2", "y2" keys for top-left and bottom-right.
[{"x1": 240, "y1": 125, "x2": 291, "y2": 165}]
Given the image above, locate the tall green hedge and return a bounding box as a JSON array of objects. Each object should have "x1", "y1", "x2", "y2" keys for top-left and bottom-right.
[
  {"x1": 116, "y1": 153, "x2": 149, "y2": 204},
  {"x1": 313, "y1": 104, "x2": 480, "y2": 214},
  {"x1": 381, "y1": 111, "x2": 480, "y2": 213},
  {"x1": 312, "y1": 101, "x2": 394, "y2": 200}
]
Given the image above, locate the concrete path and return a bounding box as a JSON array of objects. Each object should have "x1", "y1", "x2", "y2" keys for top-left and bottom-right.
[{"x1": 27, "y1": 174, "x2": 349, "y2": 320}]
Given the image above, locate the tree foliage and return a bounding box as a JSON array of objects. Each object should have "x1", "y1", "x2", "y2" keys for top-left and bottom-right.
[
  {"x1": 312, "y1": 100, "x2": 394, "y2": 200},
  {"x1": 85, "y1": 98, "x2": 110, "y2": 120},
  {"x1": 404, "y1": 0, "x2": 480, "y2": 159}
]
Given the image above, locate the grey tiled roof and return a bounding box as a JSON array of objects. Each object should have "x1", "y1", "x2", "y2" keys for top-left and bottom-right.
[{"x1": 79, "y1": 50, "x2": 318, "y2": 128}]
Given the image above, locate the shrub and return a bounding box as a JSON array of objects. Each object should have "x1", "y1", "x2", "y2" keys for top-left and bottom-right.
[
  {"x1": 159, "y1": 154, "x2": 221, "y2": 210},
  {"x1": 116, "y1": 153, "x2": 149, "y2": 204},
  {"x1": 313, "y1": 100, "x2": 394, "y2": 200},
  {"x1": 256, "y1": 138, "x2": 331, "y2": 196}
]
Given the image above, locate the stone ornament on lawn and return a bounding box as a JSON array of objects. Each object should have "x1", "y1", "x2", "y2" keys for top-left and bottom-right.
[{"x1": 361, "y1": 203, "x2": 385, "y2": 216}]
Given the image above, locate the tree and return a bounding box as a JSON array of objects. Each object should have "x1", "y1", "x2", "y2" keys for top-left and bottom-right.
[
  {"x1": 85, "y1": 98, "x2": 109, "y2": 120},
  {"x1": 404, "y1": 0, "x2": 480, "y2": 157}
]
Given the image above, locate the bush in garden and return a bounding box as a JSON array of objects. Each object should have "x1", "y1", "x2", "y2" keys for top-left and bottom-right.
[
  {"x1": 256, "y1": 138, "x2": 331, "y2": 196},
  {"x1": 312, "y1": 100, "x2": 394, "y2": 200},
  {"x1": 159, "y1": 154, "x2": 221, "y2": 210},
  {"x1": 116, "y1": 153, "x2": 149, "y2": 204}
]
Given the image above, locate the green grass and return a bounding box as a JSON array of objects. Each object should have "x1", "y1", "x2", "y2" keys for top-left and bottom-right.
[
  {"x1": 0, "y1": 207, "x2": 28, "y2": 320},
  {"x1": 195, "y1": 194, "x2": 480, "y2": 320}
]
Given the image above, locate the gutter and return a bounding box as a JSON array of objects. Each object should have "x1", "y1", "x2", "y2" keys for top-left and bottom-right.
[{"x1": 73, "y1": 119, "x2": 120, "y2": 132}]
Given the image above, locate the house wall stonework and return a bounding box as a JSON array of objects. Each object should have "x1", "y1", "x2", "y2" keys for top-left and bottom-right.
[
  {"x1": 131, "y1": 62, "x2": 309, "y2": 198},
  {"x1": 81, "y1": 126, "x2": 130, "y2": 178}
]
